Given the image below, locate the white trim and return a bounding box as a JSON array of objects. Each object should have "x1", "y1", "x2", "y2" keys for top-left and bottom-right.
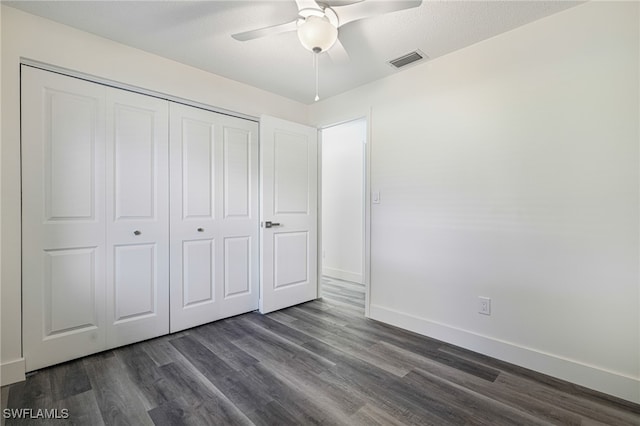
[
  {"x1": 322, "y1": 267, "x2": 363, "y2": 284},
  {"x1": 20, "y1": 58, "x2": 259, "y2": 122},
  {"x1": 370, "y1": 304, "x2": 640, "y2": 404},
  {"x1": 1, "y1": 358, "x2": 26, "y2": 386},
  {"x1": 317, "y1": 127, "x2": 323, "y2": 299},
  {"x1": 363, "y1": 109, "x2": 372, "y2": 318}
]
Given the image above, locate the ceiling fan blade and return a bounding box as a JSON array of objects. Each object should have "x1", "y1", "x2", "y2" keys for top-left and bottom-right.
[
  {"x1": 232, "y1": 20, "x2": 298, "y2": 42},
  {"x1": 295, "y1": 0, "x2": 322, "y2": 13},
  {"x1": 328, "y1": 38, "x2": 350, "y2": 64},
  {"x1": 333, "y1": 0, "x2": 422, "y2": 27}
]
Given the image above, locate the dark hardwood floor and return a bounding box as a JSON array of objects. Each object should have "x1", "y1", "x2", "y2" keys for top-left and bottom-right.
[{"x1": 2, "y1": 280, "x2": 639, "y2": 425}]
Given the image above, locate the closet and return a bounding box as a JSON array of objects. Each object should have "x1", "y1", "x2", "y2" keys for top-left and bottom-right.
[{"x1": 21, "y1": 66, "x2": 258, "y2": 371}]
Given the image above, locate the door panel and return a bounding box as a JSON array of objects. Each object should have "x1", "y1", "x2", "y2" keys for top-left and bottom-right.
[
  {"x1": 170, "y1": 104, "x2": 258, "y2": 332},
  {"x1": 113, "y1": 104, "x2": 157, "y2": 219},
  {"x1": 113, "y1": 244, "x2": 157, "y2": 321},
  {"x1": 224, "y1": 128, "x2": 251, "y2": 218},
  {"x1": 274, "y1": 132, "x2": 310, "y2": 214},
  {"x1": 106, "y1": 88, "x2": 169, "y2": 347},
  {"x1": 274, "y1": 232, "x2": 309, "y2": 289},
  {"x1": 44, "y1": 248, "x2": 98, "y2": 336},
  {"x1": 182, "y1": 117, "x2": 215, "y2": 219},
  {"x1": 46, "y1": 91, "x2": 98, "y2": 220},
  {"x1": 22, "y1": 66, "x2": 107, "y2": 371},
  {"x1": 260, "y1": 115, "x2": 318, "y2": 314},
  {"x1": 224, "y1": 236, "x2": 251, "y2": 297},
  {"x1": 182, "y1": 239, "x2": 216, "y2": 307}
]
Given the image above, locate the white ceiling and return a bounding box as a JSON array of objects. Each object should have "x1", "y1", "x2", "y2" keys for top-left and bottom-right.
[{"x1": 4, "y1": 0, "x2": 582, "y2": 104}]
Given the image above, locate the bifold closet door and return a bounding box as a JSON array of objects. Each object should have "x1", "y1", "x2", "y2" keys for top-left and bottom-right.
[
  {"x1": 22, "y1": 66, "x2": 169, "y2": 371},
  {"x1": 105, "y1": 88, "x2": 169, "y2": 347},
  {"x1": 22, "y1": 67, "x2": 108, "y2": 371},
  {"x1": 169, "y1": 103, "x2": 259, "y2": 333}
]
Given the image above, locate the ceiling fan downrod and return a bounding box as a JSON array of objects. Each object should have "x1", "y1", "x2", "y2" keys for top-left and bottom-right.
[{"x1": 314, "y1": 50, "x2": 320, "y2": 102}]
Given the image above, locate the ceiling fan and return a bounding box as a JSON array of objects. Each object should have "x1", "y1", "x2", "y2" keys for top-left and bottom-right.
[{"x1": 232, "y1": 0, "x2": 423, "y2": 62}]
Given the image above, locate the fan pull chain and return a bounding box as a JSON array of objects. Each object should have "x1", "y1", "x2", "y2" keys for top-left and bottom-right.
[{"x1": 314, "y1": 51, "x2": 320, "y2": 102}]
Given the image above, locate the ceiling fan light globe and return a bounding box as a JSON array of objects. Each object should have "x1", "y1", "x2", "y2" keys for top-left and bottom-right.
[{"x1": 297, "y1": 15, "x2": 338, "y2": 53}]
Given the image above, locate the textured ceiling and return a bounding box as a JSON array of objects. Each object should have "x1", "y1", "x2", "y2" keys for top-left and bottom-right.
[{"x1": 4, "y1": 0, "x2": 582, "y2": 104}]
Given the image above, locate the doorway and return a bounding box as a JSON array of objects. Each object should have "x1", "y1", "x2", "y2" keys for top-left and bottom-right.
[{"x1": 320, "y1": 118, "x2": 367, "y2": 315}]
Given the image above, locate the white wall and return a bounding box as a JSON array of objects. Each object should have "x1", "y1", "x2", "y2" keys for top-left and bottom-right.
[
  {"x1": 321, "y1": 119, "x2": 365, "y2": 283},
  {"x1": 310, "y1": 2, "x2": 640, "y2": 404},
  {"x1": 0, "y1": 5, "x2": 309, "y2": 385}
]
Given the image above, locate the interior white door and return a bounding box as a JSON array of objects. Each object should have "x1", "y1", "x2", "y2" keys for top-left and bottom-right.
[
  {"x1": 259, "y1": 115, "x2": 318, "y2": 314},
  {"x1": 22, "y1": 66, "x2": 107, "y2": 371},
  {"x1": 170, "y1": 103, "x2": 259, "y2": 332},
  {"x1": 105, "y1": 88, "x2": 170, "y2": 347}
]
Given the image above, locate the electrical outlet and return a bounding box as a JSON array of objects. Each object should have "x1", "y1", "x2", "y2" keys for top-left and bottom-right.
[{"x1": 478, "y1": 297, "x2": 491, "y2": 315}]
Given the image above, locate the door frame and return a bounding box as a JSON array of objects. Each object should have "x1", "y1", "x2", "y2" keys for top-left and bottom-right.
[{"x1": 317, "y1": 110, "x2": 372, "y2": 317}]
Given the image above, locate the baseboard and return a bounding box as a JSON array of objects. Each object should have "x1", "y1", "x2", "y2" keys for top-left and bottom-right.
[
  {"x1": 1, "y1": 358, "x2": 26, "y2": 386},
  {"x1": 322, "y1": 267, "x2": 363, "y2": 284},
  {"x1": 369, "y1": 304, "x2": 640, "y2": 405}
]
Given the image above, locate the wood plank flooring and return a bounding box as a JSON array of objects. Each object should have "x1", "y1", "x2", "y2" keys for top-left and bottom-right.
[
  {"x1": 320, "y1": 276, "x2": 366, "y2": 313},
  {"x1": 2, "y1": 279, "x2": 639, "y2": 425}
]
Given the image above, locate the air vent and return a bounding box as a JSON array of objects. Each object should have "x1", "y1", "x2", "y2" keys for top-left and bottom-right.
[{"x1": 388, "y1": 50, "x2": 427, "y2": 69}]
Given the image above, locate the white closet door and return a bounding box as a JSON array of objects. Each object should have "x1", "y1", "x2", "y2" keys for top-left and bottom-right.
[
  {"x1": 105, "y1": 88, "x2": 170, "y2": 347},
  {"x1": 22, "y1": 66, "x2": 107, "y2": 371},
  {"x1": 218, "y1": 113, "x2": 260, "y2": 318},
  {"x1": 169, "y1": 103, "x2": 258, "y2": 332}
]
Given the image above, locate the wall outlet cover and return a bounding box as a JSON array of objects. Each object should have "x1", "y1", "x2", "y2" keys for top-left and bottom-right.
[{"x1": 478, "y1": 297, "x2": 491, "y2": 315}]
